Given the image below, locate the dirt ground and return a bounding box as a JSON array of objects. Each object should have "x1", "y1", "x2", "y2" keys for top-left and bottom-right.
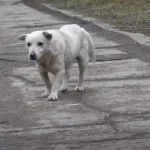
[{"x1": 45, "y1": 0, "x2": 150, "y2": 34}]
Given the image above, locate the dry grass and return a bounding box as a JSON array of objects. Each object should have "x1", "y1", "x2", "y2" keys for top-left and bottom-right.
[{"x1": 46, "y1": 0, "x2": 150, "y2": 33}]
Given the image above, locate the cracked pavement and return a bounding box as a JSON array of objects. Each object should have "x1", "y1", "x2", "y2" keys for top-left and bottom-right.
[{"x1": 1, "y1": 0, "x2": 150, "y2": 149}]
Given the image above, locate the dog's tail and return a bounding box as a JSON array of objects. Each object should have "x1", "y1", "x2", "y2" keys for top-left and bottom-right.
[
  {"x1": 82, "y1": 28, "x2": 96, "y2": 62},
  {"x1": 88, "y1": 34, "x2": 96, "y2": 62}
]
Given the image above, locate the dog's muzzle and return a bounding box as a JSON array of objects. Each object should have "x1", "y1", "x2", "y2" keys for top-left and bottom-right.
[{"x1": 30, "y1": 53, "x2": 36, "y2": 60}]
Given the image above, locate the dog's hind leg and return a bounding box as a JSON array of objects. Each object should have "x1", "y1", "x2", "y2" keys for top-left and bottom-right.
[
  {"x1": 75, "y1": 53, "x2": 89, "y2": 92},
  {"x1": 60, "y1": 71, "x2": 69, "y2": 92}
]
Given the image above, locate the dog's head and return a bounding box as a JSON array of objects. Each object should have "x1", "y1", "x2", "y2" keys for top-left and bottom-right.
[{"x1": 19, "y1": 31, "x2": 52, "y2": 61}]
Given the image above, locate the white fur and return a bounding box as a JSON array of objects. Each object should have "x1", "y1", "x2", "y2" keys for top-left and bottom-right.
[{"x1": 19, "y1": 24, "x2": 95, "y2": 101}]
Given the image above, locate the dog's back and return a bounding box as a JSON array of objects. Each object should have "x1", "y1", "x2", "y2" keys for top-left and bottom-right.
[
  {"x1": 60, "y1": 24, "x2": 82, "y2": 37},
  {"x1": 60, "y1": 24, "x2": 95, "y2": 62}
]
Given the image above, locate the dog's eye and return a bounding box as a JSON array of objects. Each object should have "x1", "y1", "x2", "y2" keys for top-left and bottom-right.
[
  {"x1": 38, "y1": 42, "x2": 43, "y2": 46},
  {"x1": 27, "y1": 42, "x2": 31, "y2": 47}
]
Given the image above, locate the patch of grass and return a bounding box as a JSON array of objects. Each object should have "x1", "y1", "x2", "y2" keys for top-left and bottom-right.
[{"x1": 46, "y1": 0, "x2": 150, "y2": 33}]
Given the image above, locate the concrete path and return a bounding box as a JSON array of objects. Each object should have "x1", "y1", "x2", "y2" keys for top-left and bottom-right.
[{"x1": 1, "y1": 0, "x2": 150, "y2": 149}]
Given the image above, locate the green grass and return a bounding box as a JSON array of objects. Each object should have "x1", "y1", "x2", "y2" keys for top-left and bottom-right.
[{"x1": 46, "y1": 0, "x2": 150, "y2": 33}]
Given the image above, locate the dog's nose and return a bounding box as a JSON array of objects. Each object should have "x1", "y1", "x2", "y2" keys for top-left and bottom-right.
[{"x1": 30, "y1": 53, "x2": 36, "y2": 60}]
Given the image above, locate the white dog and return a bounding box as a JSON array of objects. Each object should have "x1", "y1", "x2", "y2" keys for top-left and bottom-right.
[{"x1": 19, "y1": 24, "x2": 95, "y2": 101}]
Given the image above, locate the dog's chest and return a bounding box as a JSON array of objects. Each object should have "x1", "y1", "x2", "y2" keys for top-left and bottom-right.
[{"x1": 42, "y1": 63, "x2": 60, "y2": 75}]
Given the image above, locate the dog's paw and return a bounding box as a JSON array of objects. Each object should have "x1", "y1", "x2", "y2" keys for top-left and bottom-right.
[
  {"x1": 60, "y1": 85, "x2": 68, "y2": 93},
  {"x1": 61, "y1": 88, "x2": 68, "y2": 93},
  {"x1": 60, "y1": 87, "x2": 68, "y2": 93},
  {"x1": 41, "y1": 91, "x2": 50, "y2": 98},
  {"x1": 47, "y1": 93, "x2": 58, "y2": 101},
  {"x1": 75, "y1": 86, "x2": 84, "y2": 92}
]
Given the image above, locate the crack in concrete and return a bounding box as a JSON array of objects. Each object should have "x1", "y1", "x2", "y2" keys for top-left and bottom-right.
[
  {"x1": 0, "y1": 122, "x2": 107, "y2": 134},
  {"x1": 104, "y1": 114, "x2": 119, "y2": 132},
  {"x1": 96, "y1": 53, "x2": 133, "y2": 62},
  {"x1": 0, "y1": 58, "x2": 21, "y2": 62},
  {"x1": 78, "y1": 96, "x2": 150, "y2": 133},
  {"x1": 0, "y1": 58, "x2": 29, "y2": 63},
  {"x1": 0, "y1": 120, "x2": 9, "y2": 124},
  {"x1": 84, "y1": 75, "x2": 150, "y2": 82},
  {"x1": 82, "y1": 101, "x2": 150, "y2": 118},
  {"x1": 1, "y1": 128, "x2": 148, "y2": 145},
  {"x1": 56, "y1": 133, "x2": 150, "y2": 145},
  {"x1": 10, "y1": 75, "x2": 39, "y2": 86},
  {"x1": 95, "y1": 44, "x2": 125, "y2": 49},
  {"x1": 0, "y1": 122, "x2": 149, "y2": 142},
  {"x1": 0, "y1": 52, "x2": 26, "y2": 55},
  {"x1": 65, "y1": 75, "x2": 150, "y2": 86}
]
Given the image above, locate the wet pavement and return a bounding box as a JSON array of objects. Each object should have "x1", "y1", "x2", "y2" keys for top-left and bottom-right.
[{"x1": 1, "y1": 0, "x2": 150, "y2": 149}]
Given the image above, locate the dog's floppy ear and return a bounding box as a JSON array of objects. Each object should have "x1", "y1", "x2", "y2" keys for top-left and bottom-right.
[
  {"x1": 18, "y1": 34, "x2": 27, "y2": 41},
  {"x1": 43, "y1": 32, "x2": 52, "y2": 40}
]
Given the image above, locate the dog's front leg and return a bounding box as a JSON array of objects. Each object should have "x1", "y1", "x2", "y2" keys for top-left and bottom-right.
[
  {"x1": 37, "y1": 64, "x2": 51, "y2": 98},
  {"x1": 47, "y1": 70, "x2": 64, "y2": 101}
]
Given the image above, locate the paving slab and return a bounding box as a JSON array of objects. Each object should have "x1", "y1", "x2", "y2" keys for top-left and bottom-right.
[
  {"x1": 13, "y1": 59, "x2": 149, "y2": 85},
  {"x1": 95, "y1": 48, "x2": 126, "y2": 55},
  {"x1": 92, "y1": 35, "x2": 120, "y2": 48},
  {"x1": 0, "y1": 1, "x2": 69, "y2": 29},
  {"x1": 10, "y1": 58, "x2": 150, "y2": 134}
]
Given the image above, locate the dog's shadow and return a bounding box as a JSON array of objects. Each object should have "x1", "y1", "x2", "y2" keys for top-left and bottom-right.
[{"x1": 59, "y1": 88, "x2": 95, "y2": 103}]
